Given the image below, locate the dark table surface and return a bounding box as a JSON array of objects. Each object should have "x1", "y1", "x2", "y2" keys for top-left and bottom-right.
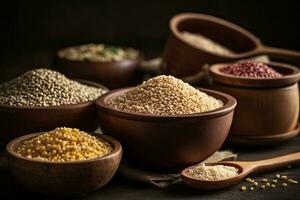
[{"x1": 1, "y1": 137, "x2": 300, "y2": 200}]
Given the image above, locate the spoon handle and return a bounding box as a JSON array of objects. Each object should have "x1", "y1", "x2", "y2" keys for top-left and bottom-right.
[
  {"x1": 255, "y1": 46, "x2": 300, "y2": 64},
  {"x1": 251, "y1": 152, "x2": 300, "y2": 173}
]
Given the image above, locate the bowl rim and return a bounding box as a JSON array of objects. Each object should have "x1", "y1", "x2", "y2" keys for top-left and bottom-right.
[
  {"x1": 57, "y1": 46, "x2": 143, "y2": 65},
  {"x1": 6, "y1": 132, "x2": 122, "y2": 164},
  {"x1": 209, "y1": 61, "x2": 300, "y2": 88},
  {"x1": 170, "y1": 13, "x2": 261, "y2": 58},
  {"x1": 95, "y1": 87, "x2": 237, "y2": 120},
  {"x1": 0, "y1": 79, "x2": 109, "y2": 109}
]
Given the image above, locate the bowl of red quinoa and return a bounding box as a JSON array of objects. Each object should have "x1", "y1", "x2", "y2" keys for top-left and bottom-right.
[
  {"x1": 96, "y1": 75, "x2": 236, "y2": 171},
  {"x1": 210, "y1": 61, "x2": 300, "y2": 88},
  {"x1": 209, "y1": 61, "x2": 300, "y2": 145}
]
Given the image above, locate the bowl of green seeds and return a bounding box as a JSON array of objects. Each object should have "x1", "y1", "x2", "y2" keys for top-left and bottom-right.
[{"x1": 55, "y1": 43, "x2": 143, "y2": 89}]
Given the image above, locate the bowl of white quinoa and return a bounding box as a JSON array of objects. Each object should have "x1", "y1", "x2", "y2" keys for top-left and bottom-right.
[
  {"x1": 0, "y1": 68, "x2": 108, "y2": 144},
  {"x1": 96, "y1": 75, "x2": 236, "y2": 171},
  {"x1": 56, "y1": 43, "x2": 143, "y2": 89}
]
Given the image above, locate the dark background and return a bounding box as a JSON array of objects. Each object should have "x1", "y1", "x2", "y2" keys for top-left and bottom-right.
[{"x1": 1, "y1": 0, "x2": 300, "y2": 82}]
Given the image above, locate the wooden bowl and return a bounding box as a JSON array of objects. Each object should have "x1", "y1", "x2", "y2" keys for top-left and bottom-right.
[
  {"x1": 6, "y1": 132, "x2": 122, "y2": 196},
  {"x1": 55, "y1": 50, "x2": 143, "y2": 89},
  {"x1": 95, "y1": 87, "x2": 236, "y2": 171},
  {"x1": 209, "y1": 62, "x2": 300, "y2": 144},
  {"x1": 161, "y1": 13, "x2": 300, "y2": 77},
  {"x1": 0, "y1": 80, "x2": 108, "y2": 145}
]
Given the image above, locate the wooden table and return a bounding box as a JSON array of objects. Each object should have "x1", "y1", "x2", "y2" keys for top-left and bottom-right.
[{"x1": 1, "y1": 137, "x2": 300, "y2": 200}]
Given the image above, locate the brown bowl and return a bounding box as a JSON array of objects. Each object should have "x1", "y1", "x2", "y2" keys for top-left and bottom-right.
[
  {"x1": 0, "y1": 80, "x2": 108, "y2": 145},
  {"x1": 161, "y1": 13, "x2": 300, "y2": 78},
  {"x1": 95, "y1": 87, "x2": 237, "y2": 171},
  {"x1": 55, "y1": 50, "x2": 143, "y2": 89},
  {"x1": 6, "y1": 132, "x2": 122, "y2": 196},
  {"x1": 209, "y1": 62, "x2": 300, "y2": 144}
]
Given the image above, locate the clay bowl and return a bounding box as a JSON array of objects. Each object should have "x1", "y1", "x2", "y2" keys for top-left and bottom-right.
[
  {"x1": 209, "y1": 62, "x2": 300, "y2": 145},
  {"x1": 55, "y1": 49, "x2": 143, "y2": 89},
  {"x1": 161, "y1": 13, "x2": 300, "y2": 78},
  {"x1": 0, "y1": 80, "x2": 108, "y2": 145},
  {"x1": 6, "y1": 132, "x2": 122, "y2": 196},
  {"x1": 95, "y1": 87, "x2": 237, "y2": 171}
]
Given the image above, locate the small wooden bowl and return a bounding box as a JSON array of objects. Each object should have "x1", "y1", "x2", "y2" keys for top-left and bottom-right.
[
  {"x1": 55, "y1": 49, "x2": 143, "y2": 89},
  {"x1": 210, "y1": 62, "x2": 300, "y2": 88},
  {"x1": 209, "y1": 62, "x2": 300, "y2": 144},
  {"x1": 95, "y1": 87, "x2": 236, "y2": 171},
  {"x1": 6, "y1": 132, "x2": 122, "y2": 196},
  {"x1": 0, "y1": 80, "x2": 108, "y2": 145},
  {"x1": 162, "y1": 13, "x2": 300, "y2": 78}
]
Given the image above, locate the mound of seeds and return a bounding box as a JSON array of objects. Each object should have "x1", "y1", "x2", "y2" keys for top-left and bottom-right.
[
  {"x1": 58, "y1": 43, "x2": 138, "y2": 62},
  {"x1": 220, "y1": 61, "x2": 283, "y2": 78},
  {"x1": 16, "y1": 127, "x2": 113, "y2": 162},
  {"x1": 0, "y1": 69, "x2": 106, "y2": 106},
  {"x1": 108, "y1": 75, "x2": 223, "y2": 115},
  {"x1": 187, "y1": 164, "x2": 239, "y2": 181}
]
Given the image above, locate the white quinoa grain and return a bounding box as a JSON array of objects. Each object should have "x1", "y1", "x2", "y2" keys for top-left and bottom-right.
[
  {"x1": 0, "y1": 69, "x2": 106, "y2": 106},
  {"x1": 108, "y1": 75, "x2": 223, "y2": 115}
]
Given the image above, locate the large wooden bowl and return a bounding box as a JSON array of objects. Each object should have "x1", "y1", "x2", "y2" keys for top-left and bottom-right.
[
  {"x1": 161, "y1": 13, "x2": 300, "y2": 78},
  {"x1": 6, "y1": 132, "x2": 122, "y2": 196},
  {"x1": 55, "y1": 50, "x2": 143, "y2": 89},
  {"x1": 0, "y1": 80, "x2": 108, "y2": 145},
  {"x1": 95, "y1": 88, "x2": 236, "y2": 171},
  {"x1": 209, "y1": 62, "x2": 300, "y2": 145}
]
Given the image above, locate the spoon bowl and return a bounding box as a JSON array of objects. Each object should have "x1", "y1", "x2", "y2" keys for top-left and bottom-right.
[{"x1": 181, "y1": 152, "x2": 300, "y2": 190}]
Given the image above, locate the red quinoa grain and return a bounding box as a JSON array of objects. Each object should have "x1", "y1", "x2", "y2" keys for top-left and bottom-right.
[{"x1": 220, "y1": 61, "x2": 282, "y2": 78}]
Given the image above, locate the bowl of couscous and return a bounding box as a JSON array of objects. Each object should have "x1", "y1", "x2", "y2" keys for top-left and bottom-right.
[
  {"x1": 96, "y1": 75, "x2": 237, "y2": 171},
  {"x1": 6, "y1": 128, "x2": 122, "y2": 196}
]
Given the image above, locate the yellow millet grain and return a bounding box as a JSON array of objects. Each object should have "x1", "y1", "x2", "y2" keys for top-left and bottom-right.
[
  {"x1": 108, "y1": 75, "x2": 224, "y2": 115},
  {"x1": 16, "y1": 127, "x2": 113, "y2": 162}
]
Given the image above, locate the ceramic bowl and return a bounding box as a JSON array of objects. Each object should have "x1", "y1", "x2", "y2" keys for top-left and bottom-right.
[
  {"x1": 209, "y1": 61, "x2": 300, "y2": 145},
  {"x1": 0, "y1": 80, "x2": 108, "y2": 144},
  {"x1": 6, "y1": 132, "x2": 122, "y2": 196},
  {"x1": 55, "y1": 48, "x2": 143, "y2": 89},
  {"x1": 95, "y1": 87, "x2": 236, "y2": 171}
]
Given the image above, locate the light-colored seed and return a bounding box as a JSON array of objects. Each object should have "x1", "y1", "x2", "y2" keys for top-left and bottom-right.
[
  {"x1": 266, "y1": 183, "x2": 271, "y2": 187},
  {"x1": 253, "y1": 182, "x2": 258, "y2": 186},
  {"x1": 249, "y1": 187, "x2": 254, "y2": 191},
  {"x1": 281, "y1": 176, "x2": 288, "y2": 180},
  {"x1": 272, "y1": 179, "x2": 278, "y2": 183},
  {"x1": 260, "y1": 185, "x2": 266, "y2": 189},
  {"x1": 261, "y1": 178, "x2": 268, "y2": 182},
  {"x1": 240, "y1": 186, "x2": 247, "y2": 191},
  {"x1": 282, "y1": 183, "x2": 288, "y2": 187},
  {"x1": 271, "y1": 184, "x2": 276, "y2": 188},
  {"x1": 276, "y1": 174, "x2": 280, "y2": 179},
  {"x1": 246, "y1": 178, "x2": 252, "y2": 183},
  {"x1": 288, "y1": 179, "x2": 298, "y2": 184}
]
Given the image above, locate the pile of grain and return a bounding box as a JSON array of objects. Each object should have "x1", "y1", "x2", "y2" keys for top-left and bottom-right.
[
  {"x1": 187, "y1": 164, "x2": 239, "y2": 181},
  {"x1": 0, "y1": 69, "x2": 106, "y2": 106},
  {"x1": 108, "y1": 75, "x2": 223, "y2": 115},
  {"x1": 16, "y1": 127, "x2": 113, "y2": 162},
  {"x1": 181, "y1": 31, "x2": 234, "y2": 55},
  {"x1": 220, "y1": 61, "x2": 282, "y2": 78},
  {"x1": 58, "y1": 43, "x2": 138, "y2": 62}
]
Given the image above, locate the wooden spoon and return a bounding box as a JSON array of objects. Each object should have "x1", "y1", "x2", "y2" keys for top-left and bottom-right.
[{"x1": 181, "y1": 152, "x2": 300, "y2": 190}]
